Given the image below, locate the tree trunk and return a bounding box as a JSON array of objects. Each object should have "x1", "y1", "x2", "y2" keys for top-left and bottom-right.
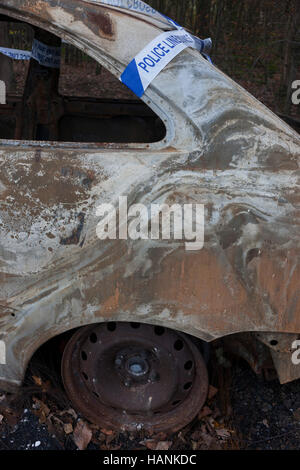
[{"x1": 0, "y1": 22, "x2": 16, "y2": 94}]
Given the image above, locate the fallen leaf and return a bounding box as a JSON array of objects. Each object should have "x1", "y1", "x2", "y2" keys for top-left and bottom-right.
[
  {"x1": 0, "y1": 414, "x2": 3, "y2": 424},
  {"x1": 140, "y1": 439, "x2": 157, "y2": 450},
  {"x1": 155, "y1": 441, "x2": 172, "y2": 450},
  {"x1": 64, "y1": 423, "x2": 73, "y2": 435},
  {"x1": 73, "y1": 420, "x2": 92, "y2": 450},
  {"x1": 89, "y1": 423, "x2": 101, "y2": 431},
  {"x1": 32, "y1": 376, "x2": 43, "y2": 386},
  {"x1": 177, "y1": 432, "x2": 186, "y2": 444},
  {"x1": 58, "y1": 408, "x2": 78, "y2": 420},
  {"x1": 197, "y1": 424, "x2": 215, "y2": 449},
  {"x1": 1, "y1": 407, "x2": 20, "y2": 427},
  {"x1": 192, "y1": 441, "x2": 198, "y2": 450},
  {"x1": 140, "y1": 439, "x2": 172, "y2": 451},
  {"x1": 216, "y1": 428, "x2": 231, "y2": 440},
  {"x1": 101, "y1": 428, "x2": 115, "y2": 436},
  {"x1": 198, "y1": 406, "x2": 212, "y2": 420},
  {"x1": 32, "y1": 398, "x2": 50, "y2": 424},
  {"x1": 208, "y1": 385, "x2": 218, "y2": 400},
  {"x1": 153, "y1": 432, "x2": 167, "y2": 441}
]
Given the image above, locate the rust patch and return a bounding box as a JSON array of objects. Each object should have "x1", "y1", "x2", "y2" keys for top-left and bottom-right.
[
  {"x1": 86, "y1": 10, "x2": 114, "y2": 38},
  {"x1": 61, "y1": 166, "x2": 95, "y2": 189},
  {"x1": 60, "y1": 212, "x2": 85, "y2": 245},
  {"x1": 248, "y1": 249, "x2": 300, "y2": 331},
  {"x1": 8, "y1": 1, "x2": 115, "y2": 40}
]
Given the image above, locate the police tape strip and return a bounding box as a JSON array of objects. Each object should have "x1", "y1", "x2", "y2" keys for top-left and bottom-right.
[
  {"x1": 32, "y1": 39, "x2": 61, "y2": 68},
  {"x1": 88, "y1": 0, "x2": 213, "y2": 97},
  {"x1": 120, "y1": 30, "x2": 212, "y2": 98},
  {"x1": 0, "y1": 39, "x2": 61, "y2": 68},
  {"x1": 1, "y1": 2, "x2": 212, "y2": 97},
  {"x1": 0, "y1": 46, "x2": 32, "y2": 61}
]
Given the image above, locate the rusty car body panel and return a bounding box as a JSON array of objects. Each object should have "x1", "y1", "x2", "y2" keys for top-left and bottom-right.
[{"x1": 0, "y1": 0, "x2": 300, "y2": 390}]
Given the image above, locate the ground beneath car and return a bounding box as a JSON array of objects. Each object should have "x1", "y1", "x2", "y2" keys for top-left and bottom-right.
[{"x1": 2, "y1": 346, "x2": 300, "y2": 451}]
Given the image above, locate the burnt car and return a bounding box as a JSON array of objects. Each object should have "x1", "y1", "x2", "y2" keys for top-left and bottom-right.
[{"x1": 0, "y1": 0, "x2": 300, "y2": 433}]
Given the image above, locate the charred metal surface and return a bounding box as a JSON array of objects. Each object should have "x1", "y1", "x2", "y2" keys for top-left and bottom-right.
[
  {"x1": 0, "y1": 0, "x2": 115, "y2": 40},
  {"x1": 85, "y1": 9, "x2": 114, "y2": 38},
  {"x1": 255, "y1": 332, "x2": 300, "y2": 383},
  {"x1": 60, "y1": 212, "x2": 85, "y2": 246},
  {"x1": 0, "y1": 1, "x2": 299, "y2": 391},
  {"x1": 222, "y1": 333, "x2": 274, "y2": 377}
]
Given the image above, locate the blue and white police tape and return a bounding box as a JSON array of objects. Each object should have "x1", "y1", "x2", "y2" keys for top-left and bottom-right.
[
  {"x1": 0, "y1": 47, "x2": 32, "y2": 61},
  {"x1": 0, "y1": 39, "x2": 61, "y2": 68},
  {"x1": 31, "y1": 39, "x2": 61, "y2": 68},
  {"x1": 120, "y1": 30, "x2": 212, "y2": 98}
]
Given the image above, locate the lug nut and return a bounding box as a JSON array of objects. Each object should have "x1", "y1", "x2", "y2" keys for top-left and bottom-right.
[
  {"x1": 149, "y1": 370, "x2": 159, "y2": 382},
  {"x1": 115, "y1": 357, "x2": 123, "y2": 367}
]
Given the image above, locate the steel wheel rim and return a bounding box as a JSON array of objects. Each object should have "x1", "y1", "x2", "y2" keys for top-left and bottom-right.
[{"x1": 62, "y1": 322, "x2": 208, "y2": 433}]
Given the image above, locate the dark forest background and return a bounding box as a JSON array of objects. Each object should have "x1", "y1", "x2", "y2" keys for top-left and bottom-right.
[
  {"x1": 1, "y1": 0, "x2": 299, "y2": 121},
  {"x1": 149, "y1": 0, "x2": 300, "y2": 120}
]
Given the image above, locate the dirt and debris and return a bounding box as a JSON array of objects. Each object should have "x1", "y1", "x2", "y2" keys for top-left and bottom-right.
[
  {"x1": 2, "y1": 343, "x2": 300, "y2": 451},
  {"x1": 0, "y1": 389, "x2": 233, "y2": 451},
  {"x1": 231, "y1": 365, "x2": 300, "y2": 450},
  {"x1": 0, "y1": 344, "x2": 235, "y2": 451}
]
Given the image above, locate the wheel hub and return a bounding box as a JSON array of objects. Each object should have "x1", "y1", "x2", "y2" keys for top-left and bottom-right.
[
  {"x1": 123, "y1": 354, "x2": 150, "y2": 378},
  {"x1": 126, "y1": 356, "x2": 149, "y2": 377}
]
